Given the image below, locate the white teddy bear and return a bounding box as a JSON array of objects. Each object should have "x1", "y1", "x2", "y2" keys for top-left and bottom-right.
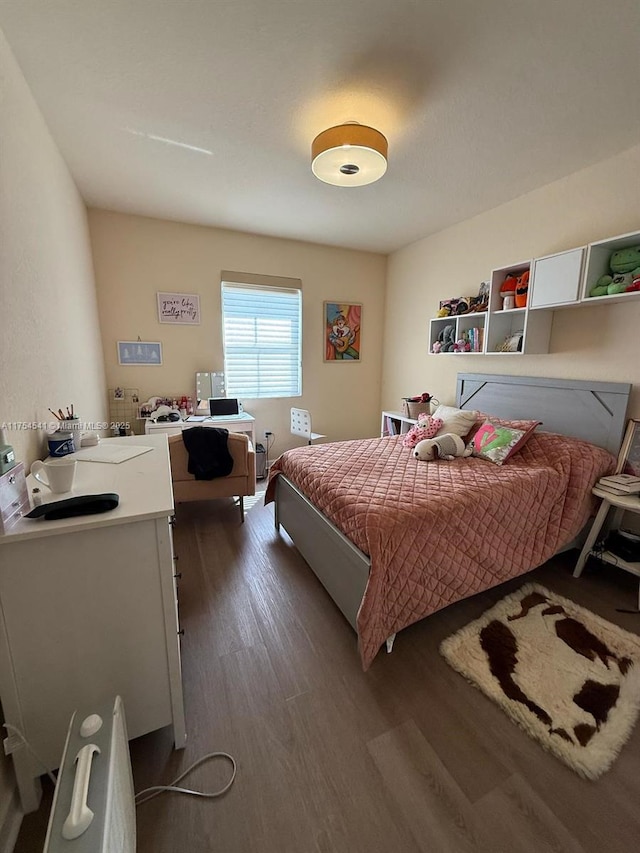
[{"x1": 414, "y1": 433, "x2": 473, "y2": 461}]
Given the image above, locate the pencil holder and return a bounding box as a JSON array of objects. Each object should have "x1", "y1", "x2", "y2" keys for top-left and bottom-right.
[
  {"x1": 48, "y1": 430, "x2": 74, "y2": 457},
  {"x1": 59, "y1": 419, "x2": 82, "y2": 452}
]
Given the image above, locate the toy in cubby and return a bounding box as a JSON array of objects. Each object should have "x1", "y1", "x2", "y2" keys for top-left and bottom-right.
[{"x1": 589, "y1": 245, "x2": 640, "y2": 297}]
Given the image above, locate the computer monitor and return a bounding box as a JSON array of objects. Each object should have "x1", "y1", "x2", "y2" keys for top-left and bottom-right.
[{"x1": 209, "y1": 397, "x2": 239, "y2": 417}]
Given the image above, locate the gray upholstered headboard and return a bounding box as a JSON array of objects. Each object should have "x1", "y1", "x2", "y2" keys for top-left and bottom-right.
[{"x1": 456, "y1": 373, "x2": 631, "y2": 456}]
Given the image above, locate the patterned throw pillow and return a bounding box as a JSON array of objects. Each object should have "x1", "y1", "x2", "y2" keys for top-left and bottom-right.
[
  {"x1": 466, "y1": 413, "x2": 542, "y2": 444},
  {"x1": 402, "y1": 415, "x2": 443, "y2": 448},
  {"x1": 469, "y1": 419, "x2": 539, "y2": 465}
]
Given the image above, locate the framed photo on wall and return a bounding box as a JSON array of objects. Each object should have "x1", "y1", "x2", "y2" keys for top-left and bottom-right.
[
  {"x1": 324, "y1": 302, "x2": 362, "y2": 361},
  {"x1": 117, "y1": 341, "x2": 163, "y2": 365},
  {"x1": 616, "y1": 419, "x2": 640, "y2": 476}
]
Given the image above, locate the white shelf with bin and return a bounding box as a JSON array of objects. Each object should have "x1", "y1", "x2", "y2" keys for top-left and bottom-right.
[
  {"x1": 429, "y1": 261, "x2": 552, "y2": 356},
  {"x1": 528, "y1": 229, "x2": 640, "y2": 311},
  {"x1": 529, "y1": 247, "x2": 586, "y2": 310},
  {"x1": 428, "y1": 228, "x2": 639, "y2": 357},
  {"x1": 429, "y1": 312, "x2": 487, "y2": 354},
  {"x1": 381, "y1": 411, "x2": 417, "y2": 437},
  {"x1": 580, "y1": 230, "x2": 640, "y2": 306},
  {"x1": 485, "y1": 261, "x2": 552, "y2": 354}
]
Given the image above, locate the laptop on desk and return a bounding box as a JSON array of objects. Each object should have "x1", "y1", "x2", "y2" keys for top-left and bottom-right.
[{"x1": 208, "y1": 397, "x2": 240, "y2": 417}]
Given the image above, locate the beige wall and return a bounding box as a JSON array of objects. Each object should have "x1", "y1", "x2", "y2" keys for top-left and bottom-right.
[
  {"x1": 89, "y1": 210, "x2": 387, "y2": 454},
  {"x1": 0, "y1": 31, "x2": 108, "y2": 467},
  {"x1": 383, "y1": 144, "x2": 640, "y2": 419},
  {"x1": 0, "y1": 28, "x2": 107, "y2": 830}
]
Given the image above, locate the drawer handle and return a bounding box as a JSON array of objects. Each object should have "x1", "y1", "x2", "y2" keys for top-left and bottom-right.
[
  {"x1": 62, "y1": 743, "x2": 100, "y2": 840},
  {"x1": 178, "y1": 628, "x2": 185, "y2": 636},
  {"x1": 174, "y1": 572, "x2": 182, "y2": 580}
]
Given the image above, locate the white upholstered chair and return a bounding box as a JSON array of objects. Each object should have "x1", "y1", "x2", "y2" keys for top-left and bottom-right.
[{"x1": 290, "y1": 407, "x2": 325, "y2": 445}]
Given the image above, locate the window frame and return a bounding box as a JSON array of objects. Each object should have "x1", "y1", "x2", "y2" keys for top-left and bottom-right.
[{"x1": 221, "y1": 279, "x2": 302, "y2": 400}]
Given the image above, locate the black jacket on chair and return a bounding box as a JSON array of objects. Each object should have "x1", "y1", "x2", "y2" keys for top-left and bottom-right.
[{"x1": 181, "y1": 427, "x2": 233, "y2": 480}]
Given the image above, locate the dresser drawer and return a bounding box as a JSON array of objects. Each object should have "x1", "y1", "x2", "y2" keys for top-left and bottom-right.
[{"x1": 0, "y1": 463, "x2": 30, "y2": 533}]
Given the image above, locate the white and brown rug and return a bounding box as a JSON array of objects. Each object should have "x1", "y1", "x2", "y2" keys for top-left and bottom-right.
[{"x1": 440, "y1": 583, "x2": 640, "y2": 779}]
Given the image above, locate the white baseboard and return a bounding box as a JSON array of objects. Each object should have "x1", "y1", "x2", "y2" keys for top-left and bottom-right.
[{"x1": 0, "y1": 788, "x2": 23, "y2": 853}]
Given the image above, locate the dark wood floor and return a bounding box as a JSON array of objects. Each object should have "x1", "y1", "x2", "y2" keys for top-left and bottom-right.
[{"x1": 15, "y1": 488, "x2": 640, "y2": 852}]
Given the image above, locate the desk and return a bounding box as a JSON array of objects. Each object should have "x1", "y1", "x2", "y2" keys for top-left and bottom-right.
[
  {"x1": 145, "y1": 412, "x2": 255, "y2": 447},
  {"x1": 0, "y1": 435, "x2": 186, "y2": 812},
  {"x1": 574, "y1": 485, "x2": 640, "y2": 608}
]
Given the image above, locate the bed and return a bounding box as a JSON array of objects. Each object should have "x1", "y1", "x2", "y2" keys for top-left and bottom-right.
[{"x1": 265, "y1": 374, "x2": 631, "y2": 668}]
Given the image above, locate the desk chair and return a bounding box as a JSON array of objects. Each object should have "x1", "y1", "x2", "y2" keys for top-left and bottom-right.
[
  {"x1": 168, "y1": 432, "x2": 255, "y2": 522},
  {"x1": 290, "y1": 407, "x2": 326, "y2": 445}
]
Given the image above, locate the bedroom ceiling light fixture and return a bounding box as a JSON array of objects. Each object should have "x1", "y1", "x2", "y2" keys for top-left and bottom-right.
[{"x1": 311, "y1": 122, "x2": 388, "y2": 187}]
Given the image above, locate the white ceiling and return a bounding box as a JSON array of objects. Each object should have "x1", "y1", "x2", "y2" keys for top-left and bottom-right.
[{"x1": 1, "y1": 0, "x2": 639, "y2": 253}]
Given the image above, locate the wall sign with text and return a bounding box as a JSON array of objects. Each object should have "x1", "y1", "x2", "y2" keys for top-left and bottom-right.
[{"x1": 157, "y1": 292, "x2": 201, "y2": 325}]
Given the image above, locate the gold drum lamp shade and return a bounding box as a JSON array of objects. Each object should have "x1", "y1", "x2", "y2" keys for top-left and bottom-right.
[{"x1": 311, "y1": 123, "x2": 388, "y2": 187}]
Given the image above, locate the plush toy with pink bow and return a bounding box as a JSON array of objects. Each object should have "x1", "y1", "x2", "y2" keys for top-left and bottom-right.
[{"x1": 401, "y1": 414, "x2": 444, "y2": 449}]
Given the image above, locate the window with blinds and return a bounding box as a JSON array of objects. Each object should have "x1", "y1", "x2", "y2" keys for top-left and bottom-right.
[{"x1": 221, "y1": 281, "x2": 302, "y2": 398}]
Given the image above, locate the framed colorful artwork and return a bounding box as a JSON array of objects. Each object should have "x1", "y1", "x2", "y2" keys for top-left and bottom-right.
[
  {"x1": 324, "y1": 302, "x2": 362, "y2": 361},
  {"x1": 616, "y1": 419, "x2": 640, "y2": 476}
]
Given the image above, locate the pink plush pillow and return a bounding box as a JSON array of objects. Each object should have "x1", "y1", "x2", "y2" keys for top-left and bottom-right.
[{"x1": 402, "y1": 415, "x2": 443, "y2": 448}]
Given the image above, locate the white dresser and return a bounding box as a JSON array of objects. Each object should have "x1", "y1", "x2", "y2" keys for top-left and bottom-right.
[{"x1": 0, "y1": 435, "x2": 186, "y2": 813}]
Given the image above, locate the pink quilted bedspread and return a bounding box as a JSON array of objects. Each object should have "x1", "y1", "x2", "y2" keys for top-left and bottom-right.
[{"x1": 265, "y1": 433, "x2": 614, "y2": 669}]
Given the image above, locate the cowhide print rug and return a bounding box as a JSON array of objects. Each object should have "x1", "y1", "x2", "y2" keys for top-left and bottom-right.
[{"x1": 440, "y1": 583, "x2": 640, "y2": 779}]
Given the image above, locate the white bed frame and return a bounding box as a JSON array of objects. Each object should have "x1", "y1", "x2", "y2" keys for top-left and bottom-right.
[{"x1": 273, "y1": 373, "x2": 631, "y2": 633}]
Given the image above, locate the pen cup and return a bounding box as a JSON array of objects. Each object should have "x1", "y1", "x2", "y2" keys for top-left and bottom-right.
[
  {"x1": 48, "y1": 430, "x2": 75, "y2": 457},
  {"x1": 60, "y1": 419, "x2": 82, "y2": 452}
]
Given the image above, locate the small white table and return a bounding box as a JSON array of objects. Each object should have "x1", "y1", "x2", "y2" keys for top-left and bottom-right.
[
  {"x1": 574, "y1": 485, "x2": 640, "y2": 608},
  {"x1": 145, "y1": 411, "x2": 256, "y2": 447}
]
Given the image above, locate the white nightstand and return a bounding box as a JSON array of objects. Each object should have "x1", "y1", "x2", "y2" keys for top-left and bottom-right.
[
  {"x1": 380, "y1": 411, "x2": 417, "y2": 437},
  {"x1": 574, "y1": 485, "x2": 640, "y2": 608}
]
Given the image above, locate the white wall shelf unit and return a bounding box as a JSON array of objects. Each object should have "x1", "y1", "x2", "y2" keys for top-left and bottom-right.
[
  {"x1": 428, "y1": 229, "x2": 639, "y2": 356},
  {"x1": 428, "y1": 312, "x2": 486, "y2": 354},
  {"x1": 580, "y1": 230, "x2": 640, "y2": 304},
  {"x1": 529, "y1": 247, "x2": 586, "y2": 310},
  {"x1": 429, "y1": 261, "x2": 552, "y2": 356}
]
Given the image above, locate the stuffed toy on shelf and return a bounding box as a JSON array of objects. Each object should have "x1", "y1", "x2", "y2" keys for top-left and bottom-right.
[
  {"x1": 499, "y1": 273, "x2": 517, "y2": 309},
  {"x1": 432, "y1": 323, "x2": 455, "y2": 353},
  {"x1": 590, "y1": 245, "x2": 640, "y2": 297},
  {"x1": 515, "y1": 269, "x2": 529, "y2": 307}
]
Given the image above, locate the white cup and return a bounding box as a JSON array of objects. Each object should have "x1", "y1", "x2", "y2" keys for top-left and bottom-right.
[{"x1": 31, "y1": 458, "x2": 77, "y2": 494}]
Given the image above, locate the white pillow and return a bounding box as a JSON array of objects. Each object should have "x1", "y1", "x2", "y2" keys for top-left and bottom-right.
[{"x1": 432, "y1": 404, "x2": 478, "y2": 438}]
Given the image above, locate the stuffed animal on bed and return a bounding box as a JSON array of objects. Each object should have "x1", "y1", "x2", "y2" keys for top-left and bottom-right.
[
  {"x1": 401, "y1": 414, "x2": 443, "y2": 448},
  {"x1": 414, "y1": 433, "x2": 473, "y2": 461}
]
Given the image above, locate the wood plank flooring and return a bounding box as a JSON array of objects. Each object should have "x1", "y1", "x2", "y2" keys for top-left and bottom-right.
[{"x1": 15, "y1": 488, "x2": 640, "y2": 852}]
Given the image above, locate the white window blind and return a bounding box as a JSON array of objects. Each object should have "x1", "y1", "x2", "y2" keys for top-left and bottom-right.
[{"x1": 221, "y1": 282, "x2": 302, "y2": 398}]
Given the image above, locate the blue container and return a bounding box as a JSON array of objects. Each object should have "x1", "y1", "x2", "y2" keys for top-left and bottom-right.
[{"x1": 48, "y1": 431, "x2": 74, "y2": 457}]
